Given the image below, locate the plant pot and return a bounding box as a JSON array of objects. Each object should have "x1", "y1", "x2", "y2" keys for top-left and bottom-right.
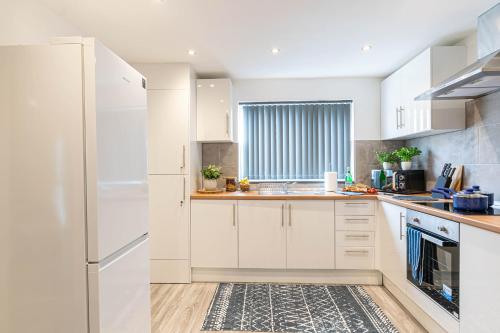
[
  {"x1": 382, "y1": 162, "x2": 393, "y2": 170},
  {"x1": 401, "y1": 161, "x2": 412, "y2": 171},
  {"x1": 204, "y1": 179, "x2": 218, "y2": 191}
]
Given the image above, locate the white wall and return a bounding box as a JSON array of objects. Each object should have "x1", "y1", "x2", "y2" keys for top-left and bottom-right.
[
  {"x1": 0, "y1": 0, "x2": 80, "y2": 45},
  {"x1": 454, "y1": 33, "x2": 478, "y2": 65},
  {"x1": 232, "y1": 78, "x2": 382, "y2": 141}
]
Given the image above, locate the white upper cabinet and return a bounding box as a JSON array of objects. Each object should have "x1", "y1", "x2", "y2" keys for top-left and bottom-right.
[
  {"x1": 196, "y1": 78, "x2": 233, "y2": 142},
  {"x1": 381, "y1": 46, "x2": 466, "y2": 140}
]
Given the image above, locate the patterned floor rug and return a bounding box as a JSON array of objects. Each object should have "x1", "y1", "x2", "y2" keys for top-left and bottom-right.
[{"x1": 202, "y1": 283, "x2": 399, "y2": 333}]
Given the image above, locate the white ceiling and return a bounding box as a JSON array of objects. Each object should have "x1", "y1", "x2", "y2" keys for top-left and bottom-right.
[{"x1": 42, "y1": 0, "x2": 498, "y2": 79}]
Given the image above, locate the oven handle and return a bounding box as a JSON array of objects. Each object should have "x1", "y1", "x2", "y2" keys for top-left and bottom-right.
[{"x1": 421, "y1": 233, "x2": 458, "y2": 247}]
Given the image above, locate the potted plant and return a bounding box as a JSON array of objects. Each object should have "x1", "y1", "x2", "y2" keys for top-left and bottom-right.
[
  {"x1": 395, "y1": 147, "x2": 422, "y2": 171},
  {"x1": 375, "y1": 151, "x2": 399, "y2": 170},
  {"x1": 201, "y1": 165, "x2": 222, "y2": 191}
]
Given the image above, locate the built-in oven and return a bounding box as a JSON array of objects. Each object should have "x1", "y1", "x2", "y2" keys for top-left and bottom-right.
[{"x1": 406, "y1": 210, "x2": 460, "y2": 319}]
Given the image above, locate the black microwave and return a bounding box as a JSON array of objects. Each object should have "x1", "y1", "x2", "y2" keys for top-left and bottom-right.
[{"x1": 393, "y1": 170, "x2": 425, "y2": 193}]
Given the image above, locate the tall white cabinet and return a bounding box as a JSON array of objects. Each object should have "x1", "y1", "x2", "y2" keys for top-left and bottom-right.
[{"x1": 133, "y1": 63, "x2": 197, "y2": 283}]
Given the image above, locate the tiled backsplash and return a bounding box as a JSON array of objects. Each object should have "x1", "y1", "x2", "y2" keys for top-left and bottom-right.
[
  {"x1": 354, "y1": 140, "x2": 405, "y2": 185},
  {"x1": 202, "y1": 143, "x2": 239, "y2": 188},
  {"x1": 201, "y1": 140, "x2": 404, "y2": 186},
  {"x1": 408, "y1": 91, "x2": 500, "y2": 199}
]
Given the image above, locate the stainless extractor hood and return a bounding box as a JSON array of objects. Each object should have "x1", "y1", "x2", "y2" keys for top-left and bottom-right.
[{"x1": 416, "y1": 3, "x2": 500, "y2": 100}]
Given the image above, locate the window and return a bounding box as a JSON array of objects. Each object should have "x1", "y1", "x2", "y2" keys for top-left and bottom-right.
[{"x1": 239, "y1": 101, "x2": 352, "y2": 181}]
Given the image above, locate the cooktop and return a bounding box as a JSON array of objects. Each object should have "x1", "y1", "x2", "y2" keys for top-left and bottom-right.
[{"x1": 415, "y1": 202, "x2": 500, "y2": 216}]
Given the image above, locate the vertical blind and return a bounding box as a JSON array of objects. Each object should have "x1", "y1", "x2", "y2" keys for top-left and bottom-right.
[{"x1": 240, "y1": 101, "x2": 351, "y2": 181}]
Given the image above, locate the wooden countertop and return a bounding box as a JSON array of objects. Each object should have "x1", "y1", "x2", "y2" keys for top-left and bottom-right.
[
  {"x1": 378, "y1": 195, "x2": 500, "y2": 234},
  {"x1": 191, "y1": 191, "x2": 500, "y2": 234},
  {"x1": 190, "y1": 190, "x2": 378, "y2": 200}
]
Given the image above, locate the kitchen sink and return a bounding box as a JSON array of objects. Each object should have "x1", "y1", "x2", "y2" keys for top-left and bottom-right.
[{"x1": 286, "y1": 190, "x2": 324, "y2": 195}]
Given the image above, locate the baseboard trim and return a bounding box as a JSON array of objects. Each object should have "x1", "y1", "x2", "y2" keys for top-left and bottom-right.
[
  {"x1": 383, "y1": 276, "x2": 454, "y2": 333},
  {"x1": 150, "y1": 259, "x2": 191, "y2": 283},
  {"x1": 192, "y1": 268, "x2": 382, "y2": 285}
]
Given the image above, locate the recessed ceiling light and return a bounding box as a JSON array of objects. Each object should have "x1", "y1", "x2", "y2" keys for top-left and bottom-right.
[
  {"x1": 362, "y1": 44, "x2": 372, "y2": 52},
  {"x1": 188, "y1": 49, "x2": 196, "y2": 56},
  {"x1": 271, "y1": 48, "x2": 280, "y2": 55},
  {"x1": 197, "y1": 84, "x2": 202, "y2": 88},
  {"x1": 209, "y1": 83, "x2": 215, "y2": 88}
]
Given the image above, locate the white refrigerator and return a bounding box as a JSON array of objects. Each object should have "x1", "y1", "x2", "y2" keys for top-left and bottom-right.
[{"x1": 0, "y1": 37, "x2": 151, "y2": 333}]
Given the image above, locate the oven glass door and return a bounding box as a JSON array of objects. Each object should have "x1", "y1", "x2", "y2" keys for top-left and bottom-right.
[{"x1": 406, "y1": 225, "x2": 460, "y2": 318}]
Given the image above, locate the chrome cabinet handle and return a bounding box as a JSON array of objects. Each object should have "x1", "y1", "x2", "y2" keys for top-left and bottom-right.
[
  {"x1": 288, "y1": 204, "x2": 292, "y2": 226},
  {"x1": 345, "y1": 234, "x2": 370, "y2": 239},
  {"x1": 281, "y1": 204, "x2": 284, "y2": 227},
  {"x1": 397, "y1": 107, "x2": 403, "y2": 129},
  {"x1": 345, "y1": 250, "x2": 369, "y2": 255},
  {"x1": 232, "y1": 203, "x2": 236, "y2": 227},
  {"x1": 344, "y1": 218, "x2": 369, "y2": 223},
  {"x1": 400, "y1": 107, "x2": 405, "y2": 128},
  {"x1": 396, "y1": 107, "x2": 400, "y2": 129},
  {"x1": 437, "y1": 226, "x2": 449, "y2": 234},
  {"x1": 399, "y1": 211, "x2": 405, "y2": 240},
  {"x1": 344, "y1": 202, "x2": 368, "y2": 205},
  {"x1": 180, "y1": 176, "x2": 186, "y2": 206},
  {"x1": 225, "y1": 112, "x2": 229, "y2": 136},
  {"x1": 181, "y1": 145, "x2": 186, "y2": 170}
]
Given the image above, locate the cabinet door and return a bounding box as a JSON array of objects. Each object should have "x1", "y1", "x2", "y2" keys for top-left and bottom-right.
[
  {"x1": 400, "y1": 49, "x2": 431, "y2": 136},
  {"x1": 286, "y1": 201, "x2": 335, "y2": 269},
  {"x1": 191, "y1": 200, "x2": 238, "y2": 268},
  {"x1": 148, "y1": 90, "x2": 189, "y2": 175},
  {"x1": 196, "y1": 79, "x2": 232, "y2": 142},
  {"x1": 381, "y1": 72, "x2": 400, "y2": 140},
  {"x1": 149, "y1": 175, "x2": 188, "y2": 260},
  {"x1": 460, "y1": 224, "x2": 500, "y2": 333},
  {"x1": 238, "y1": 201, "x2": 286, "y2": 269},
  {"x1": 379, "y1": 202, "x2": 407, "y2": 291}
]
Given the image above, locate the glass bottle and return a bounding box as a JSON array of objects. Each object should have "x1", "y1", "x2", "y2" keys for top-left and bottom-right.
[{"x1": 345, "y1": 167, "x2": 353, "y2": 186}]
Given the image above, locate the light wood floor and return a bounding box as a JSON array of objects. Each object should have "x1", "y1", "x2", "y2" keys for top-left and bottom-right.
[{"x1": 151, "y1": 283, "x2": 427, "y2": 333}]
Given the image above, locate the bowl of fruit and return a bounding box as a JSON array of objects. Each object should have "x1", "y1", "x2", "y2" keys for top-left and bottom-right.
[{"x1": 239, "y1": 177, "x2": 250, "y2": 192}]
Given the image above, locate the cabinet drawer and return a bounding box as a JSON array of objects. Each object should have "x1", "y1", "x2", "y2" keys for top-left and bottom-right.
[
  {"x1": 335, "y1": 200, "x2": 375, "y2": 216},
  {"x1": 336, "y1": 247, "x2": 375, "y2": 270},
  {"x1": 336, "y1": 231, "x2": 375, "y2": 247},
  {"x1": 336, "y1": 215, "x2": 375, "y2": 231}
]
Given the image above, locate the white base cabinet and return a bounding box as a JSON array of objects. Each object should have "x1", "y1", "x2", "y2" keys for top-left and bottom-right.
[
  {"x1": 379, "y1": 201, "x2": 407, "y2": 291},
  {"x1": 460, "y1": 224, "x2": 500, "y2": 333},
  {"x1": 191, "y1": 200, "x2": 238, "y2": 268},
  {"x1": 190, "y1": 199, "x2": 376, "y2": 271},
  {"x1": 335, "y1": 200, "x2": 376, "y2": 270},
  {"x1": 238, "y1": 201, "x2": 287, "y2": 269},
  {"x1": 286, "y1": 201, "x2": 335, "y2": 269}
]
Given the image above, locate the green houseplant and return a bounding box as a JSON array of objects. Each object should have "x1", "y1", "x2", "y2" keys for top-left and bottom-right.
[
  {"x1": 375, "y1": 151, "x2": 399, "y2": 170},
  {"x1": 395, "y1": 147, "x2": 422, "y2": 170},
  {"x1": 201, "y1": 165, "x2": 222, "y2": 191}
]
